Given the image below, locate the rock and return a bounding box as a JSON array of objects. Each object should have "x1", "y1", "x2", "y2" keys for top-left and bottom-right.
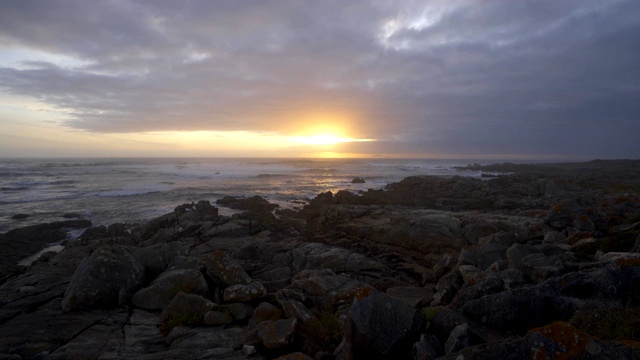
[
  {"x1": 165, "y1": 325, "x2": 243, "y2": 353},
  {"x1": 282, "y1": 299, "x2": 316, "y2": 326},
  {"x1": 203, "y1": 310, "x2": 233, "y2": 325},
  {"x1": 436, "y1": 321, "x2": 639, "y2": 360},
  {"x1": 413, "y1": 334, "x2": 441, "y2": 360},
  {"x1": 274, "y1": 352, "x2": 313, "y2": 360},
  {"x1": 458, "y1": 243, "x2": 508, "y2": 271},
  {"x1": 256, "y1": 318, "x2": 298, "y2": 350},
  {"x1": 225, "y1": 303, "x2": 255, "y2": 321},
  {"x1": 11, "y1": 214, "x2": 29, "y2": 220},
  {"x1": 344, "y1": 291, "x2": 425, "y2": 359},
  {"x1": 161, "y1": 292, "x2": 215, "y2": 330},
  {"x1": 520, "y1": 253, "x2": 565, "y2": 283},
  {"x1": 386, "y1": 286, "x2": 434, "y2": 308},
  {"x1": 351, "y1": 177, "x2": 366, "y2": 184},
  {"x1": 201, "y1": 250, "x2": 252, "y2": 287},
  {"x1": 250, "y1": 302, "x2": 283, "y2": 326},
  {"x1": 291, "y1": 270, "x2": 374, "y2": 311},
  {"x1": 292, "y1": 242, "x2": 385, "y2": 276},
  {"x1": 242, "y1": 344, "x2": 257, "y2": 356},
  {"x1": 433, "y1": 253, "x2": 457, "y2": 280},
  {"x1": 62, "y1": 246, "x2": 145, "y2": 312},
  {"x1": 431, "y1": 270, "x2": 463, "y2": 306},
  {"x1": 543, "y1": 230, "x2": 566, "y2": 244},
  {"x1": 444, "y1": 323, "x2": 469, "y2": 355},
  {"x1": 132, "y1": 269, "x2": 209, "y2": 310},
  {"x1": 223, "y1": 281, "x2": 266, "y2": 303},
  {"x1": 505, "y1": 243, "x2": 541, "y2": 270}
]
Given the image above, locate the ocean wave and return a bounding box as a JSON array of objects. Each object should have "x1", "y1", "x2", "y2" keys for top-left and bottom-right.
[{"x1": 95, "y1": 189, "x2": 162, "y2": 197}]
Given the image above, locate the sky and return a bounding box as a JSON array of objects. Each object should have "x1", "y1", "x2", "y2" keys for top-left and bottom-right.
[{"x1": 1, "y1": 0, "x2": 639, "y2": 159}]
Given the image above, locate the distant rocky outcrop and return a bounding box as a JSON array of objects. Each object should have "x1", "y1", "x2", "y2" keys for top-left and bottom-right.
[{"x1": 0, "y1": 160, "x2": 639, "y2": 359}]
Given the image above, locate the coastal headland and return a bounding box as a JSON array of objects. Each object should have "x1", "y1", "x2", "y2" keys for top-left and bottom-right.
[{"x1": 1, "y1": 160, "x2": 639, "y2": 359}]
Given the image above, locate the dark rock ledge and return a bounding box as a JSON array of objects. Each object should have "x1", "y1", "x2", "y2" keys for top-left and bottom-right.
[{"x1": 0, "y1": 160, "x2": 639, "y2": 359}]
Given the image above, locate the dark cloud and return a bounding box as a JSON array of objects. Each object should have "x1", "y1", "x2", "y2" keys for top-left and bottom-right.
[{"x1": 1, "y1": 0, "x2": 639, "y2": 157}]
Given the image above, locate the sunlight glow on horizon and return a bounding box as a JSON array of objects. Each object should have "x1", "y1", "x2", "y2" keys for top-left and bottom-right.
[{"x1": 288, "y1": 134, "x2": 375, "y2": 145}]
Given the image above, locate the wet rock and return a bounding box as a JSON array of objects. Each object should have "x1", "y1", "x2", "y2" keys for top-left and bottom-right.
[
  {"x1": 62, "y1": 246, "x2": 145, "y2": 312},
  {"x1": 344, "y1": 291, "x2": 425, "y2": 359},
  {"x1": 351, "y1": 177, "x2": 366, "y2": 184},
  {"x1": 132, "y1": 269, "x2": 209, "y2": 310},
  {"x1": 274, "y1": 352, "x2": 313, "y2": 360}
]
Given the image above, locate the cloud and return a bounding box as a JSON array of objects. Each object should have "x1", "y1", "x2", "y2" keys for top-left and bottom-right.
[{"x1": 0, "y1": 0, "x2": 639, "y2": 157}]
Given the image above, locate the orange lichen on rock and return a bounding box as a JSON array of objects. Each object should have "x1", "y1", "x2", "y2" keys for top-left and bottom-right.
[{"x1": 528, "y1": 321, "x2": 596, "y2": 360}]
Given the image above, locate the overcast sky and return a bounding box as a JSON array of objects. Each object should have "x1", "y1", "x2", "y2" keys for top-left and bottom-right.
[{"x1": 1, "y1": 0, "x2": 639, "y2": 159}]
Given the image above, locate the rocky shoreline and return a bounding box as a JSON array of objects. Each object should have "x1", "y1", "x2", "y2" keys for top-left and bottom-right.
[{"x1": 1, "y1": 160, "x2": 639, "y2": 359}]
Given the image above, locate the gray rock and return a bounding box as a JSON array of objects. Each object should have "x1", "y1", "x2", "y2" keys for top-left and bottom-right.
[
  {"x1": 281, "y1": 299, "x2": 316, "y2": 326},
  {"x1": 256, "y1": 318, "x2": 298, "y2": 350},
  {"x1": 413, "y1": 334, "x2": 441, "y2": 360},
  {"x1": 225, "y1": 303, "x2": 255, "y2": 321},
  {"x1": 430, "y1": 270, "x2": 463, "y2": 306},
  {"x1": 250, "y1": 302, "x2": 283, "y2": 326},
  {"x1": 458, "y1": 243, "x2": 507, "y2": 271},
  {"x1": 201, "y1": 250, "x2": 252, "y2": 287},
  {"x1": 505, "y1": 243, "x2": 541, "y2": 270},
  {"x1": 223, "y1": 281, "x2": 266, "y2": 303},
  {"x1": 166, "y1": 325, "x2": 243, "y2": 351},
  {"x1": 161, "y1": 292, "x2": 215, "y2": 330},
  {"x1": 521, "y1": 253, "x2": 565, "y2": 283},
  {"x1": 444, "y1": 323, "x2": 469, "y2": 354},
  {"x1": 203, "y1": 310, "x2": 233, "y2": 325},
  {"x1": 543, "y1": 230, "x2": 566, "y2": 244},
  {"x1": 386, "y1": 286, "x2": 434, "y2": 308},
  {"x1": 62, "y1": 246, "x2": 145, "y2": 312},
  {"x1": 132, "y1": 269, "x2": 209, "y2": 310},
  {"x1": 344, "y1": 291, "x2": 425, "y2": 359}
]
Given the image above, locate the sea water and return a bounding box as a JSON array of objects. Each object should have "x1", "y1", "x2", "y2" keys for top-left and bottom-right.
[{"x1": 0, "y1": 157, "x2": 495, "y2": 233}]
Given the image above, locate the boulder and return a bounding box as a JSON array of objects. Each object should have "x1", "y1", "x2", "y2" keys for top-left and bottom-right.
[
  {"x1": 351, "y1": 177, "x2": 366, "y2": 184},
  {"x1": 458, "y1": 243, "x2": 507, "y2": 271},
  {"x1": 386, "y1": 286, "x2": 434, "y2": 308},
  {"x1": 431, "y1": 270, "x2": 463, "y2": 306},
  {"x1": 201, "y1": 251, "x2": 252, "y2": 287},
  {"x1": 132, "y1": 269, "x2": 209, "y2": 310},
  {"x1": 161, "y1": 292, "x2": 215, "y2": 330},
  {"x1": 203, "y1": 310, "x2": 233, "y2": 326},
  {"x1": 520, "y1": 253, "x2": 565, "y2": 283},
  {"x1": 444, "y1": 322, "x2": 469, "y2": 355},
  {"x1": 505, "y1": 243, "x2": 541, "y2": 270},
  {"x1": 250, "y1": 302, "x2": 283, "y2": 326},
  {"x1": 62, "y1": 246, "x2": 145, "y2": 312},
  {"x1": 256, "y1": 318, "x2": 298, "y2": 351},
  {"x1": 291, "y1": 270, "x2": 374, "y2": 311},
  {"x1": 281, "y1": 299, "x2": 316, "y2": 326},
  {"x1": 223, "y1": 281, "x2": 266, "y2": 303},
  {"x1": 436, "y1": 321, "x2": 639, "y2": 360},
  {"x1": 344, "y1": 291, "x2": 425, "y2": 359},
  {"x1": 413, "y1": 334, "x2": 441, "y2": 360}
]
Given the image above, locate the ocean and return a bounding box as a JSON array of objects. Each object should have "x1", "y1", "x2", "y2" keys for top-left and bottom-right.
[{"x1": 0, "y1": 158, "x2": 494, "y2": 234}]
